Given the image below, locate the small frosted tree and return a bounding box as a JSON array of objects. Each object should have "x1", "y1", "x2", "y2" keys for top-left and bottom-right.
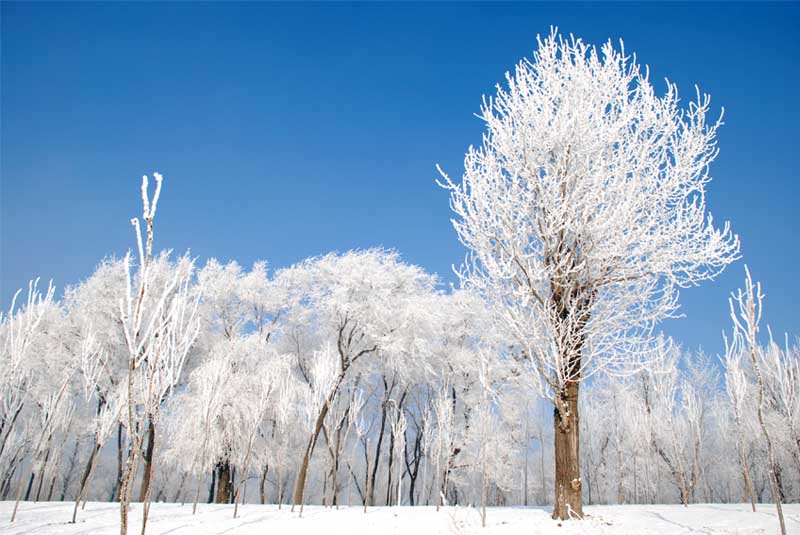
[
  {"x1": 438, "y1": 30, "x2": 739, "y2": 518},
  {"x1": 725, "y1": 268, "x2": 786, "y2": 535},
  {"x1": 117, "y1": 173, "x2": 202, "y2": 535},
  {"x1": 721, "y1": 332, "x2": 758, "y2": 511}
]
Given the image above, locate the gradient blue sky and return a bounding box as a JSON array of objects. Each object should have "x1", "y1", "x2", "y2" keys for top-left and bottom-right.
[{"x1": 2, "y1": 2, "x2": 798, "y2": 356}]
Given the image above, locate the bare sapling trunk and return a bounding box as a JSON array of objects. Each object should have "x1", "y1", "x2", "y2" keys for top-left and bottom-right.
[
  {"x1": 119, "y1": 366, "x2": 141, "y2": 535},
  {"x1": 730, "y1": 271, "x2": 786, "y2": 535},
  {"x1": 72, "y1": 440, "x2": 102, "y2": 523},
  {"x1": 552, "y1": 381, "x2": 582, "y2": 520},
  {"x1": 753, "y1": 362, "x2": 786, "y2": 534}
]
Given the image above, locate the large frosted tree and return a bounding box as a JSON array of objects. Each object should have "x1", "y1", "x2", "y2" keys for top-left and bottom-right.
[{"x1": 438, "y1": 31, "x2": 739, "y2": 519}]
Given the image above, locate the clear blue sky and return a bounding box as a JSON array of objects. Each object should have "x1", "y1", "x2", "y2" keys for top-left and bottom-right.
[{"x1": 2, "y1": 2, "x2": 798, "y2": 356}]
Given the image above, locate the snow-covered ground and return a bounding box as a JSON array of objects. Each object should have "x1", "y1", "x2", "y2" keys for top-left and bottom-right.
[{"x1": 1, "y1": 502, "x2": 798, "y2": 534}]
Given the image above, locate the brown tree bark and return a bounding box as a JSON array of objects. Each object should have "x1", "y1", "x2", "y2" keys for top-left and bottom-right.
[
  {"x1": 292, "y1": 399, "x2": 331, "y2": 509},
  {"x1": 138, "y1": 420, "x2": 156, "y2": 502},
  {"x1": 215, "y1": 461, "x2": 233, "y2": 504},
  {"x1": 552, "y1": 381, "x2": 582, "y2": 520},
  {"x1": 368, "y1": 377, "x2": 393, "y2": 506},
  {"x1": 72, "y1": 440, "x2": 102, "y2": 523},
  {"x1": 259, "y1": 464, "x2": 268, "y2": 505}
]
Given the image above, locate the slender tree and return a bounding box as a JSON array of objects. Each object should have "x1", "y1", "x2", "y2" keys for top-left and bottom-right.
[{"x1": 725, "y1": 267, "x2": 786, "y2": 535}]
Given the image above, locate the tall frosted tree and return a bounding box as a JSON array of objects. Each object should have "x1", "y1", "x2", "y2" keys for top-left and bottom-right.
[{"x1": 438, "y1": 31, "x2": 739, "y2": 519}]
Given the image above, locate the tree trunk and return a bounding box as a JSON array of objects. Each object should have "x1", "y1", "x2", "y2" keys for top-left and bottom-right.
[
  {"x1": 741, "y1": 457, "x2": 756, "y2": 512},
  {"x1": 112, "y1": 423, "x2": 123, "y2": 501},
  {"x1": 292, "y1": 395, "x2": 332, "y2": 510},
  {"x1": 332, "y1": 426, "x2": 341, "y2": 508},
  {"x1": 35, "y1": 448, "x2": 51, "y2": 501},
  {"x1": 229, "y1": 468, "x2": 235, "y2": 504},
  {"x1": 552, "y1": 381, "x2": 582, "y2": 520},
  {"x1": 47, "y1": 473, "x2": 57, "y2": 501},
  {"x1": 61, "y1": 439, "x2": 81, "y2": 501},
  {"x1": 72, "y1": 440, "x2": 102, "y2": 523},
  {"x1": 369, "y1": 387, "x2": 390, "y2": 506},
  {"x1": 385, "y1": 429, "x2": 395, "y2": 506},
  {"x1": 207, "y1": 467, "x2": 216, "y2": 503},
  {"x1": 215, "y1": 461, "x2": 232, "y2": 504},
  {"x1": 138, "y1": 419, "x2": 156, "y2": 502},
  {"x1": 24, "y1": 471, "x2": 36, "y2": 501},
  {"x1": 259, "y1": 464, "x2": 268, "y2": 505}
]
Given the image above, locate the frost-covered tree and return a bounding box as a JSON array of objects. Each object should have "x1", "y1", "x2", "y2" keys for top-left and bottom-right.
[
  {"x1": 188, "y1": 258, "x2": 281, "y2": 505},
  {"x1": 0, "y1": 279, "x2": 56, "y2": 489},
  {"x1": 117, "y1": 173, "x2": 202, "y2": 535},
  {"x1": 725, "y1": 268, "x2": 787, "y2": 535},
  {"x1": 62, "y1": 258, "x2": 130, "y2": 504},
  {"x1": 636, "y1": 346, "x2": 716, "y2": 506},
  {"x1": 722, "y1": 327, "x2": 759, "y2": 511},
  {"x1": 277, "y1": 249, "x2": 438, "y2": 510},
  {"x1": 438, "y1": 30, "x2": 739, "y2": 518}
]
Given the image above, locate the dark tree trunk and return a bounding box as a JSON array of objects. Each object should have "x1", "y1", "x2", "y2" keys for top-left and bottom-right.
[
  {"x1": 774, "y1": 463, "x2": 786, "y2": 502},
  {"x1": 259, "y1": 464, "x2": 269, "y2": 505},
  {"x1": 215, "y1": 461, "x2": 233, "y2": 504},
  {"x1": 138, "y1": 419, "x2": 156, "y2": 501},
  {"x1": 61, "y1": 439, "x2": 81, "y2": 501},
  {"x1": 35, "y1": 448, "x2": 51, "y2": 501},
  {"x1": 24, "y1": 471, "x2": 35, "y2": 501},
  {"x1": 369, "y1": 377, "x2": 393, "y2": 505},
  {"x1": 112, "y1": 423, "x2": 123, "y2": 501},
  {"x1": 47, "y1": 473, "x2": 57, "y2": 501},
  {"x1": 207, "y1": 468, "x2": 216, "y2": 504},
  {"x1": 78, "y1": 441, "x2": 101, "y2": 500},
  {"x1": 385, "y1": 429, "x2": 395, "y2": 506},
  {"x1": 229, "y1": 467, "x2": 236, "y2": 504},
  {"x1": 404, "y1": 428, "x2": 422, "y2": 506},
  {"x1": 552, "y1": 381, "x2": 582, "y2": 520}
]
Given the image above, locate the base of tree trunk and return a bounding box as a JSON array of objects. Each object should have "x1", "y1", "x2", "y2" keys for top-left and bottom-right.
[
  {"x1": 215, "y1": 461, "x2": 232, "y2": 504},
  {"x1": 552, "y1": 382, "x2": 583, "y2": 520}
]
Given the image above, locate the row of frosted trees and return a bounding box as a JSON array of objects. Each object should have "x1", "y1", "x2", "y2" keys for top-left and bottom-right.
[
  {"x1": 1, "y1": 236, "x2": 798, "y2": 527},
  {"x1": 581, "y1": 336, "x2": 800, "y2": 509}
]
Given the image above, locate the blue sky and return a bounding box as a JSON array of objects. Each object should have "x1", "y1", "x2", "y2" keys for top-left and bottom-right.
[{"x1": 2, "y1": 2, "x2": 798, "y2": 356}]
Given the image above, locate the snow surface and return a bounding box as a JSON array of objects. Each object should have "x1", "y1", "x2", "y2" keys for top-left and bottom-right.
[{"x1": 1, "y1": 502, "x2": 798, "y2": 534}]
